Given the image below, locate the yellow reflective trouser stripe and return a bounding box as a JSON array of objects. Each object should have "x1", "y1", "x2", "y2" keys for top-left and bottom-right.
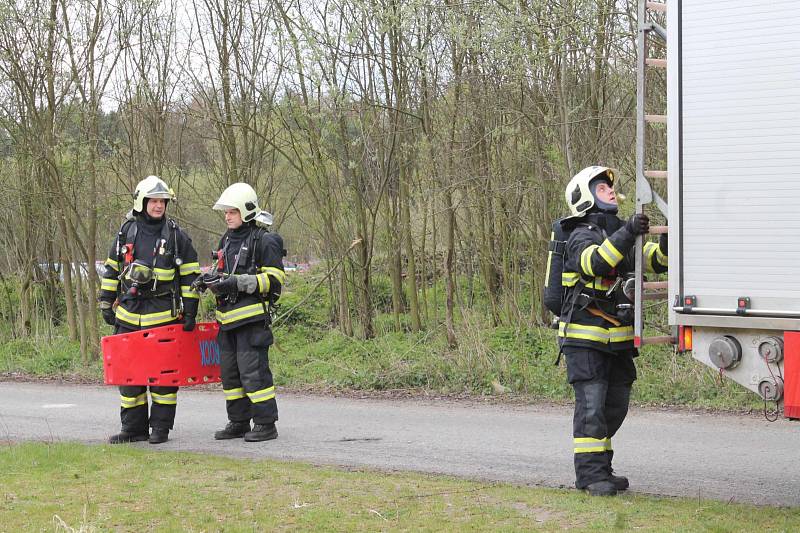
[
  {"x1": 262, "y1": 266, "x2": 286, "y2": 285},
  {"x1": 224, "y1": 387, "x2": 246, "y2": 401},
  {"x1": 247, "y1": 386, "x2": 276, "y2": 403},
  {"x1": 215, "y1": 303, "x2": 265, "y2": 325},
  {"x1": 179, "y1": 262, "x2": 201, "y2": 275},
  {"x1": 151, "y1": 392, "x2": 177, "y2": 405},
  {"x1": 574, "y1": 437, "x2": 612, "y2": 454},
  {"x1": 256, "y1": 272, "x2": 270, "y2": 293},
  {"x1": 101, "y1": 278, "x2": 119, "y2": 291},
  {"x1": 153, "y1": 267, "x2": 175, "y2": 281},
  {"x1": 105, "y1": 258, "x2": 119, "y2": 271},
  {"x1": 597, "y1": 238, "x2": 623, "y2": 267},
  {"x1": 181, "y1": 285, "x2": 200, "y2": 299},
  {"x1": 120, "y1": 393, "x2": 147, "y2": 409},
  {"x1": 116, "y1": 306, "x2": 175, "y2": 327},
  {"x1": 559, "y1": 322, "x2": 634, "y2": 344},
  {"x1": 580, "y1": 245, "x2": 599, "y2": 277}
]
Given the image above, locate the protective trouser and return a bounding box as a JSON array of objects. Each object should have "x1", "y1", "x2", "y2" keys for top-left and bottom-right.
[
  {"x1": 116, "y1": 323, "x2": 179, "y2": 432},
  {"x1": 564, "y1": 346, "x2": 636, "y2": 489},
  {"x1": 218, "y1": 321, "x2": 278, "y2": 425}
]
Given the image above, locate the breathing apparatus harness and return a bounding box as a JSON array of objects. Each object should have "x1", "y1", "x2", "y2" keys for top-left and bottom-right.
[
  {"x1": 115, "y1": 217, "x2": 183, "y2": 317},
  {"x1": 195, "y1": 225, "x2": 274, "y2": 326},
  {"x1": 567, "y1": 224, "x2": 634, "y2": 322},
  {"x1": 555, "y1": 222, "x2": 635, "y2": 364}
]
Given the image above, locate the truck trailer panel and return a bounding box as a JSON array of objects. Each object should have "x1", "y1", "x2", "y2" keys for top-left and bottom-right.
[
  {"x1": 666, "y1": 1, "x2": 800, "y2": 408},
  {"x1": 668, "y1": 0, "x2": 800, "y2": 320}
]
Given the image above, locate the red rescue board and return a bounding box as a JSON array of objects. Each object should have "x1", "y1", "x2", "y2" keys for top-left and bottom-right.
[
  {"x1": 784, "y1": 331, "x2": 800, "y2": 419},
  {"x1": 102, "y1": 322, "x2": 221, "y2": 386}
]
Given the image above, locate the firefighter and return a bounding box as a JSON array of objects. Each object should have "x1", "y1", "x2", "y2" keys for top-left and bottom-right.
[
  {"x1": 198, "y1": 183, "x2": 285, "y2": 442},
  {"x1": 98, "y1": 175, "x2": 200, "y2": 445},
  {"x1": 559, "y1": 166, "x2": 667, "y2": 496}
]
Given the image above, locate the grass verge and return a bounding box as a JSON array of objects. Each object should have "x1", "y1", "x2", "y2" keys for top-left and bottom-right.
[{"x1": 1, "y1": 442, "x2": 798, "y2": 532}]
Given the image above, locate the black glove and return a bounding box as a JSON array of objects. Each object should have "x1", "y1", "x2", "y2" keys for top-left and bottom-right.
[
  {"x1": 625, "y1": 213, "x2": 650, "y2": 235},
  {"x1": 101, "y1": 307, "x2": 115, "y2": 326},
  {"x1": 191, "y1": 273, "x2": 219, "y2": 293},
  {"x1": 182, "y1": 315, "x2": 196, "y2": 332},
  {"x1": 659, "y1": 232, "x2": 668, "y2": 255},
  {"x1": 209, "y1": 275, "x2": 239, "y2": 296}
]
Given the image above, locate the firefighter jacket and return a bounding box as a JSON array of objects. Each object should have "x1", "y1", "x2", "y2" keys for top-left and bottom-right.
[
  {"x1": 214, "y1": 223, "x2": 285, "y2": 331},
  {"x1": 99, "y1": 215, "x2": 200, "y2": 329},
  {"x1": 558, "y1": 212, "x2": 667, "y2": 353}
]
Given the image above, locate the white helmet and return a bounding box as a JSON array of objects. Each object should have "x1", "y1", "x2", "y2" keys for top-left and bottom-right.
[
  {"x1": 214, "y1": 182, "x2": 270, "y2": 224},
  {"x1": 133, "y1": 175, "x2": 175, "y2": 213},
  {"x1": 564, "y1": 166, "x2": 616, "y2": 217}
]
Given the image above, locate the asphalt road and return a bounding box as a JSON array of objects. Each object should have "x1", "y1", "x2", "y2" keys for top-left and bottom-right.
[{"x1": 1, "y1": 382, "x2": 798, "y2": 507}]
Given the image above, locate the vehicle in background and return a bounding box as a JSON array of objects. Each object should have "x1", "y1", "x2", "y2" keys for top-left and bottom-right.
[{"x1": 34, "y1": 261, "x2": 105, "y2": 282}]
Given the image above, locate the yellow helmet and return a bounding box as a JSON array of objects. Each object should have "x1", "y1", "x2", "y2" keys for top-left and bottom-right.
[
  {"x1": 133, "y1": 175, "x2": 175, "y2": 213},
  {"x1": 564, "y1": 166, "x2": 616, "y2": 217}
]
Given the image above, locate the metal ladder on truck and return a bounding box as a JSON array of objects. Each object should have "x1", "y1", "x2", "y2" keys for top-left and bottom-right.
[{"x1": 634, "y1": 0, "x2": 672, "y2": 347}]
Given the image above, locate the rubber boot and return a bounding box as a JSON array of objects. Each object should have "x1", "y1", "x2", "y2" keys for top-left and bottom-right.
[
  {"x1": 214, "y1": 421, "x2": 251, "y2": 440},
  {"x1": 109, "y1": 430, "x2": 149, "y2": 444},
  {"x1": 609, "y1": 473, "x2": 629, "y2": 491},
  {"x1": 584, "y1": 480, "x2": 618, "y2": 496},
  {"x1": 244, "y1": 423, "x2": 278, "y2": 442},
  {"x1": 149, "y1": 428, "x2": 169, "y2": 444},
  {"x1": 606, "y1": 451, "x2": 629, "y2": 490}
]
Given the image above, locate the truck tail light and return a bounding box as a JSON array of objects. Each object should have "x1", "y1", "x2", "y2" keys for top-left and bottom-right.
[{"x1": 678, "y1": 326, "x2": 693, "y2": 352}]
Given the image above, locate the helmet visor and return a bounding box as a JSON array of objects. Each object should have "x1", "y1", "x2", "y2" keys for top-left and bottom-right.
[
  {"x1": 144, "y1": 192, "x2": 173, "y2": 199},
  {"x1": 141, "y1": 179, "x2": 175, "y2": 200}
]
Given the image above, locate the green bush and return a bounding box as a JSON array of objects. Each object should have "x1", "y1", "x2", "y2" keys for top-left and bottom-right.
[{"x1": 0, "y1": 333, "x2": 100, "y2": 379}]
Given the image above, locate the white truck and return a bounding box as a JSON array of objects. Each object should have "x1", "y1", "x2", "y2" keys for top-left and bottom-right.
[{"x1": 635, "y1": 0, "x2": 799, "y2": 418}]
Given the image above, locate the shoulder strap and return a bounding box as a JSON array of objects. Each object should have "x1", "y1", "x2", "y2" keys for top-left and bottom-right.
[
  {"x1": 249, "y1": 228, "x2": 272, "y2": 324},
  {"x1": 124, "y1": 219, "x2": 137, "y2": 243},
  {"x1": 164, "y1": 218, "x2": 181, "y2": 267},
  {"x1": 117, "y1": 219, "x2": 137, "y2": 265},
  {"x1": 240, "y1": 227, "x2": 267, "y2": 274}
]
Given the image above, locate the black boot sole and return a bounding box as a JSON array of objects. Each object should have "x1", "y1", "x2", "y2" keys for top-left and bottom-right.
[
  {"x1": 244, "y1": 430, "x2": 278, "y2": 442},
  {"x1": 109, "y1": 434, "x2": 149, "y2": 444},
  {"x1": 214, "y1": 432, "x2": 248, "y2": 440}
]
